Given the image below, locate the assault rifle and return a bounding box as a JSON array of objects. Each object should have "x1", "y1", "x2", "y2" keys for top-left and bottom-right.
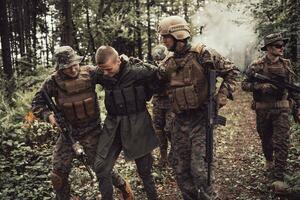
[
  {"x1": 251, "y1": 72, "x2": 300, "y2": 93},
  {"x1": 41, "y1": 89, "x2": 94, "y2": 180},
  {"x1": 251, "y1": 72, "x2": 300, "y2": 123},
  {"x1": 206, "y1": 70, "x2": 226, "y2": 186}
]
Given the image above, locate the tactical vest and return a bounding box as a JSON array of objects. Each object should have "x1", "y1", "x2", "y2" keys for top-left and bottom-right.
[
  {"x1": 105, "y1": 85, "x2": 147, "y2": 116},
  {"x1": 165, "y1": 46, "x2": 208, "y2": 113},
  {"x1": 54, "y1": 67, "x2": 99, "y2": 125},
  {"x1": 253, "y1": 58, "x2": 290, "y2": 103}
]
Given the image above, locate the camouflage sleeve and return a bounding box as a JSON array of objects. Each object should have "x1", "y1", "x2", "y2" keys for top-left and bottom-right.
[
  {"x1": 241, "y1": 63, "x2": 257, "y2": 92},
  {"x1": 202, "y1": 48, "x2": 240, "y2": 99},
  {"x1": 31, "y1": 76, "x2": 58, "y2": 122}
]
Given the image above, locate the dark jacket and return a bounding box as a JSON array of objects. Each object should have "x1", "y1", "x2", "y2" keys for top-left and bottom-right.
[{"x1": 95, "y1": 59, "x2": 167, "y2": 160}]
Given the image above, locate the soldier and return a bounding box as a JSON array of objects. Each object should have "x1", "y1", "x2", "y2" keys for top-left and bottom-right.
[
  {"x1": 93, "y1": 46, "x2": 168, "y2": 200},
  {"x1": 151, "y1": 45, "x2": 173, "y2": 167},
  {"x1": 158, "y1": 16, "x2": 239, "y2": 200},
  {"x1": 31, "y1": 46, "x2": 133, "y2": 200},
  {"x1": 242, "y1": 33, "x2": 300, "y2": 187}
]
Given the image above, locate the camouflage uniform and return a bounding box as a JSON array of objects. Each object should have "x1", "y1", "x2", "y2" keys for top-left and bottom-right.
[
  {"x1": 31, "y1": 46, "x2": 128, "y2": 200},
  {"x1": 158, "y1": 16, "x2": 239, "y2": 200},
  {"x1": 151, "y1": 45, "x2": 173, "y2": 166},
  {"x1": 242, "y1": 54, "x2": 300, "y2": 180},
  {"x1": 152, "y1": 95, "x2": 173, "y2": 165}
]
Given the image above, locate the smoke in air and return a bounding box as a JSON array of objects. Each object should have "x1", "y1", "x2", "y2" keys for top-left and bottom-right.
[{"x1": 191, "y1": 1, "x2": 260, "y2": 70}]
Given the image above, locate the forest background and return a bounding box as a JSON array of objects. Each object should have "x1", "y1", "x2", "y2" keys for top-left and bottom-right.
[{"x1": 0, "y1": 0, "x2": 299, "y2": 199}]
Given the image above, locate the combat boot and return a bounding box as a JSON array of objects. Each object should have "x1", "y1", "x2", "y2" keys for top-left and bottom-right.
[
  {"x1": 120, "y1": 180, "x2": 134, "y2": 200},
  {"x1": 272, "y1": 180, "x2": 288, "y2": 195}
]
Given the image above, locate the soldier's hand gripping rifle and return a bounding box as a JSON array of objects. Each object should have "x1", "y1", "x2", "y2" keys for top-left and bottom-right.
[
  {"x1": 251, "y1": 72, "x2": 300, "y2": 122},
  {"x1": 251, "y1": 72, "x2": 300, "y2": 93},
  {"x1": 41, "y1": 89, "x2": 94, "y2": 180},
  {"x1": 206, "y1": 70, "x2": 226, "y2": 186}
]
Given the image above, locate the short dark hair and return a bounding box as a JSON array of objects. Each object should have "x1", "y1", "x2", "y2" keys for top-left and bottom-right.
[{"x1": 95, "y1": 46, "x2": 118, "y2": 65}]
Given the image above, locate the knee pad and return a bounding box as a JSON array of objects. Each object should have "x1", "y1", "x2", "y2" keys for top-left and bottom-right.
[{"x1": 50, "y1": 171, "x2": 67, "y2": 191}]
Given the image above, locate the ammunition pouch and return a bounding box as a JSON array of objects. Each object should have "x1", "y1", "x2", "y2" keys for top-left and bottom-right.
[
  {"x1": 169, "y1": 85, "x2": 203, "y2": 113},
  {"x1": 105, "y1": 85, "x2": 147, "y2": 115},
  {"x1": 253, "y1": 100, "x2": 290, "y2": 110},
  {"x1": 55, "y1": 66, "x2": 99, "y2": 125},
  {"x1": 60, "y1": 94, "x2": 98, "y2": 124}
]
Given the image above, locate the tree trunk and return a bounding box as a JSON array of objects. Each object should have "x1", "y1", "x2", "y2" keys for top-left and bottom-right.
[
  {"x1": 61, "y1": 0, "x2": 74, "y2": 46},
  {"x1": 0, "y1": 0, "x2": 15, "y2": 105},
  {"x1": 32, "y1": 0, "x2": 38, "y2": 66},
  {"x1": 296, "y1": 0, "x2": 300, "y2": 69},
  {"x1": 97, "y1": 0, "x2": 105, "y2": 21},
  {"x1": 0, "y1": 0, "x2": 13, "y2": 79},
  {"x1": 147, "y1": 0, "x2": 152, "y2": 61},
  {"x1": 7, "y1": 0, "x2": 15, "y2": 66},
  {"x1": 71, "y1": 19, "x2": 81, "y2": 54},
  {"x1": 184, "y1": 0, "x2": 188, "y2": 22},
  {"x1": 44, "y1": 12, "x2": 49, "y2": 66},
  {"x1": 135, "y1": 0, "x2": 142, "y2": 59},
  {"x1": 85, "y1": 2, "x2": 96, "y2": 62},
  {"x1": 24, "y1": 0, "x2": 32, "y2": 57},
  {"x1": 14, "y1": 0, "x2": 25, "y2": 56}
]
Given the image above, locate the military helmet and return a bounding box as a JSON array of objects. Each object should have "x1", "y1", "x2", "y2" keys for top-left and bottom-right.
[
  {"x1": 158, "y1": 16, "x2": 190, "y2": 40},
  {"x1": 152, "y1": 45, "x2": 168, "y2": 61},
  {"x1": 54, "y1": 46, "x2": 83, "y2": 70}
]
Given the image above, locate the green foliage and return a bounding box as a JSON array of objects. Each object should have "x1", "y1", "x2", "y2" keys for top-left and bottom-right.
[
  {"x1": 15, "y1": 65, "x2": 54, "y2": 91},
  {"x1": 250, "y1": 0, "x2": 300, "y2": 70},
  {"x1": 281, "y1": 122, "x2": 300, "y2": 198},
  {"x1": 0, "y1": 91, "x2": 54, "y2": 199}
]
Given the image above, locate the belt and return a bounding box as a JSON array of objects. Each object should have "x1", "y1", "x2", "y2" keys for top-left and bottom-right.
[{"x1": 254, "y1": 100, "x2": 290, "y2": 110}]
